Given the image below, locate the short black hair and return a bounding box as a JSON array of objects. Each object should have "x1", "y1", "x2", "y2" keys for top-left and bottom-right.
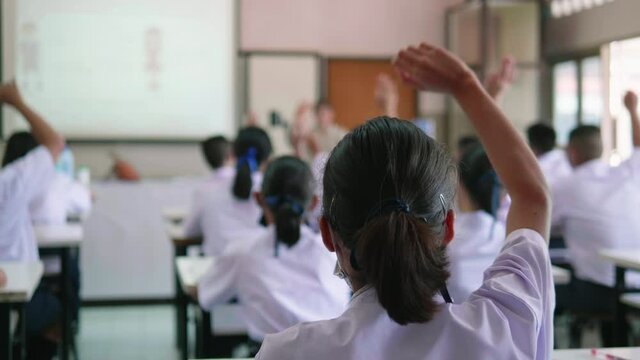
[
  {"x1": 568, "y1": 125, "x2": 602, "y2": 162},
  {"x1": 527, "y1": 123, "x2": 556, "y2": 155},
  {"x1": 200, "y1": 136, "x2": 231, "y2": 170},
  {"x1": 2, "y1": 132, "x2": 38, "y2": 168},
  {"x1": 456, "y1": 135, "x2": 480, "y2": 157}
]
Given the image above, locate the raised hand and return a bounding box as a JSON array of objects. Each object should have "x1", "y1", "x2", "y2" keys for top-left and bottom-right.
[
  {"x1": 624, "y1": 90, "x2": 638, "y2": 113},
  {"x1": 393, "y1": 43, "x2": 478, "y2": 96},
  {"x1": 0, "y1": 81, "x2": 24, "y2": 107},
  {"x1": 484, "y1": 56, "x2": 517, "y2": 100},
  {"x1": 374, "y1": 73, "x2": 399, "y2": 116}
]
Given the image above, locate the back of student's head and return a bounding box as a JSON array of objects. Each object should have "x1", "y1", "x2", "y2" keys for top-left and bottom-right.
[
  {"x1": 527, "y1": 123, "x2": 556, "y2": 155},
  {"x1": 2, "y1": 131, "x2": 38, "y2": 168},
  {"x1": 323, "y1": 116, "x2": 457, "y2": 325},
  {"x1": 459, "y1": 144, "x2": 502, "y2": 217},
  {"x1": 201, "y1": 135, "x2": 231, "y2": 170},
  {"x1": 262, "y1": 156, "x2": 314, "y2": 248},
  {"x1": 456, "y1": 135, "x2": 480, "y2": 157},
  {"x1": 568, "y1": 125, "x2": 602, "y2": 166},
  {"x1": 233, "y1": 127, "x2": 273, "y2": 200}
]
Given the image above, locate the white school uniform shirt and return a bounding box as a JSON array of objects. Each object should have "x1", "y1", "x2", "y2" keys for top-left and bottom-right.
[
  {"x1": 257, "y1": 229, "x2": 554, "y2": 360},
  {"x1": 552, "y1": 150, "x2": 640, "y2": 287},
  {"x1": 0, "y1": 146, "x2": 55, "y2": 261},
  {"x1": 183, "y1": 169, "x2": 261, "y2": 257},
  {"x1": 447, "y1": 210, "x2": 506, "y2": 302},
  {"x1": 30, "y1": 172, "x2": 92, "y2": 225},
  {"x1": 538, "y1": 149, "x2": 572, "y2": 188},
  {"x1": 198, "y1": 225, "x2": 350, "y2": 341}
]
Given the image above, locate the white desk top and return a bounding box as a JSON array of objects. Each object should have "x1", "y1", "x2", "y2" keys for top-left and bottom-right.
[
  {"x1": 162, "y1": 206, "x2": 188, "y2": 223},
  {"x1": 599, "y1": 249, "x2": 640, "y2": 272},
  {"x1": 175, "y1": 256, "x2": 213, "y2": 292},
  {"x1": 35, "y1": 224, "x2": 84, "y2": 248},
  {"x1": 552, "y1": 265, "x2": 571, "y2": 285},
  {"x1": 0, "y1": 261, "x2": 44, "y2": 303},
  {"x1": 167, "y1": 224, "x2": 187, "y2": 240},
  {"x1": 553, "y1": 347, "x2": 640, "y2": 359}
]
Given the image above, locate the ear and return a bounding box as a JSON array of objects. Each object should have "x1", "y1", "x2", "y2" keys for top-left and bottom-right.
[
  {"x1": 254, "y1": 191, "x2": 266, "y2": 209},
  {"x1": 308, "y1": 195, "x2": 319, "y2": 213},
  {"x1": 442, "y1": 210, "x2": 455, "y2": 246},
  {"x1": 319, "y1": 216, "x2": 336, "y2": 252}
]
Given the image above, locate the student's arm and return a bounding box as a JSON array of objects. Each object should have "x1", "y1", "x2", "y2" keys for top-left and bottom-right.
[
  {"x1": 484, "y1": 56, "x2": 516, "y2": 101},
  {"x1": 394, "y1": 44, "x2": 550, "y2": 239},
  {"x1": 0, "y1": 81, "x2": 65, "y2": 160},
  {"x1": 197, "y1": 254, "x2": 239, "y2": 310},
  {"x1": 624, "y1": 91, "x2": 640, "y2": 148}
]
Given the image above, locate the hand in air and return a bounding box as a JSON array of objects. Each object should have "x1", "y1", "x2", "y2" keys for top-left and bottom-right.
[
  {"x1": 624, "y1": 90, "x2": 638, "y2": 113},
  {"x1": 484, "y1": 56, "x2": 517, "y2": 100},
  {"x1": 393, "y1": 43, "x2": 477, "y2": 95},
  {"x1": 374, "y1": 73, "x2": 399, "y2": 108},
  {"x1": 0, "y1": 81, "x2": 24, "y2": 107}
]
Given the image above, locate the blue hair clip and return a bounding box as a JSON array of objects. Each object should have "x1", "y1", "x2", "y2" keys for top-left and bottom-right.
[
  {"x1": 266, "y1": 195, "x2": 304, "y2": 216},
  {"x1": 238, "y1": 147, "x2": 258, "y2": 173}
]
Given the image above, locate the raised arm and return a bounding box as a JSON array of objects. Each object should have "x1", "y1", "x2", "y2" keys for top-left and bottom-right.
[
  {"x1": 0, "y1": 81, "x2": 65, "y2": 160},
  {"x1": 484, "y1": 56, "x2": 516, "y2": 101},
  {"x1": 394, "y1": 43, "x2": 550, "y2": 239},
  {"x1": 624, "y1": 90, "x2": 640, "y2": 148}
]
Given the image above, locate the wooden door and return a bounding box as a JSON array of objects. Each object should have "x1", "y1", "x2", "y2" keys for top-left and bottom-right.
[{"x1": 327, "y1": 59, "x2": 417, "y2": 130}]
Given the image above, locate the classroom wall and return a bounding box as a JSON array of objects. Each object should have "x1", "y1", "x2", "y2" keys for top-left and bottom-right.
[{"x1": 1, "y1": 0, "x2": 463, "y2": 177}]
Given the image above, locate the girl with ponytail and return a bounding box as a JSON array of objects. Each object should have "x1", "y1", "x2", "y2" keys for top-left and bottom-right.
[
  {"x1": 197, "y1": 156, "x2": 350, "y2": 344},
  {"x1": 257, "y1": 43, "x2": 553, "y2": 360},
  {"x1": 184, "y1": 126, "x2": 273, "y2": 256},
  {"x1": 446, "y1": 143, "x2": 507, "y2": 302}
]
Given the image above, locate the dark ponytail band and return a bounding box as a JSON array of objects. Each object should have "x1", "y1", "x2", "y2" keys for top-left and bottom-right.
[
  {"x1": 265, "y1": 195, "x2": 304, "y2": 216},
  {"x1": 365, "y1": 198, "x2": 411, "y2": 223},
  {"x1": 237, "y1": 147, "x2": 258, "y2": 173}
]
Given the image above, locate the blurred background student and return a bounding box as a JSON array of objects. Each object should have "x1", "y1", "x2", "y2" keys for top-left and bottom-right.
[
  {"x1": 183, "y1": 127, "x2": 273, "y2": 256},
  {"x1": 197, "y1": 156, "x2": 349, "y2": 353},
  {"x1": 0, "y1": 81, "x2": 65, "y2": 359}
]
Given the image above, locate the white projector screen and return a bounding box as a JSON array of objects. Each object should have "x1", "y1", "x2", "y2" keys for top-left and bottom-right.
[{"x1": 3, "y1": 0, "x2": 236, "y2": 140}]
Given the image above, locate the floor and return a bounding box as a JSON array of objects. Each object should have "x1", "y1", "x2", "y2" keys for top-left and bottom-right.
[{"x1": 77, "y1": 305, "x2": 179, "y2": 360}]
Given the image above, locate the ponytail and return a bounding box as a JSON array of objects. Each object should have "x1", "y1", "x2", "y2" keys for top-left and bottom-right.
[
  {"x1": 268, "y1": 195, "x2": 305, "y2": 248},
  {"x1": 233, "y1": 148, "x2": 257, "y2": 200}
]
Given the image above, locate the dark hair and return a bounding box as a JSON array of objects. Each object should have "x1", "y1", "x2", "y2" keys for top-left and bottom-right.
[
  {"x1": 456, "y1": 135, "x2": 480, "y2": 156},
  {"x1": 2, "y1": 132, "x2": 38, "y2": 168},
  {"x1": 323, "y1": 117, "x2": 457, "y2": 325},
  {"x1": 527, "y1": 123, "x2": 556, "y2": 155},
  {"x1": 262, "y1": 156, "x2": 314, "y2": 249},
  {"x1": 232, "y1": 127, "x2": 273, "y2": 200},
  {"x1": 568, "y1": 125, "x2": 602, "y2": 162},
  {"x1": 459, "y1": 144, "x2": 502, "y2": 217},
  {"x1": 201, "y1": 136, "x2": 231, "y2": 170}
]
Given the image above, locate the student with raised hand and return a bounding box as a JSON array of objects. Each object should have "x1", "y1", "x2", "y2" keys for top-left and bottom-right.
[
  {"x1": 552, "y1": 90, "x2": 640, "y2": 346},
  {"x1": 197, "y1": 156, "x2": 349, "y2": 346},
  {"x1": 184, "y1": 127, "x2": 272, "y2": 256},
  {"x1": 447, "y1": 144, "x2": 506, "y2": 302},
  {"x1": 0, "y1": 81, "x2": 65, "y2": 359},
  {"x1": 256, "y1": 43, "x2": 552, "y2": 360}
]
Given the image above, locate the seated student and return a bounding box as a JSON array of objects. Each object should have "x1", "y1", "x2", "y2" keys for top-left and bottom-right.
[
  {"x1": 183, "y1": 135, "x2": 234, "y2": 231},
  {"x1": 0, "y1": 81, "x2": 65, "y2": 359},
  {"x1": 257, "y1": 43, "x2": 553, "y2": 360},
  {"x1": 447, "y1": 144, "x2": 506, "y2": 302},
  {"x1": 2, "y1": 133, "x2": 91, "y2": 226},
  {"x1": 197, "y1": 156, "x2": 350, "y2": 343},
  {"x1": 553, "y1": 91, "x2": 640, "y2": 346},
  {"x1": 527, "y1": 123, "x2": 572, "y2": 187},
  {"x1": 184, "y1": 127, "x2": 272, "y2": 256}
]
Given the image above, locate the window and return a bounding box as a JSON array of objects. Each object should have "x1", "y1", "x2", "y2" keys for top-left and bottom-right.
[
  {"x1": 553, "y1": 61, "x2": 578, "y2": 145},
  {"x1": 581, "y1": 57, "x2": 604, "y2": 126}
]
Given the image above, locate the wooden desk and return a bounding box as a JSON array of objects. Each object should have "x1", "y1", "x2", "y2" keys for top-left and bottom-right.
[
  {"x1": 599, "y1": 249, "x2": 640, "y2": 346},
  {"x1": 553, "y1": 347, "x2": 640, "y2": 359},
  {"x1": 0, "y1": 261, "x2": 44, "y2": 360},
  {"x1": 552, "y1": 266, "x2": 571, "y2": 286},
  {"x1": 36, "y1": 224, "x2": 83, "y2": 360}
]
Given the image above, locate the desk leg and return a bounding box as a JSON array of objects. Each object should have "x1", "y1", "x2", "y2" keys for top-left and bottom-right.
[
  {"x1": 0, "y1": 303, "x2": 12, "y2": 360},
  {"x1": 613, "y1": 266, "x2": 628, "y2": 346},
  {"x1": 174, "y1": 245, "x2": 188, "y2": 360},
  {"x1": 60, "y1": 249, "x2": 71, "y2": 360}
]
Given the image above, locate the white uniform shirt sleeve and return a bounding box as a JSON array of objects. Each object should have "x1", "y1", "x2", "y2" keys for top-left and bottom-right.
[
  {"x1": 197, "y1": 252, "x2": 240, "y2": 310},
  {"x1": 183, "y1": 190, "x2": 205, "y2": 238},
  {"x1": 66, "y1": 180, "x2": 92, "y2": 217},
  {"x1": 469, "y1": 228, "x2": 554, "y2": 359}
]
